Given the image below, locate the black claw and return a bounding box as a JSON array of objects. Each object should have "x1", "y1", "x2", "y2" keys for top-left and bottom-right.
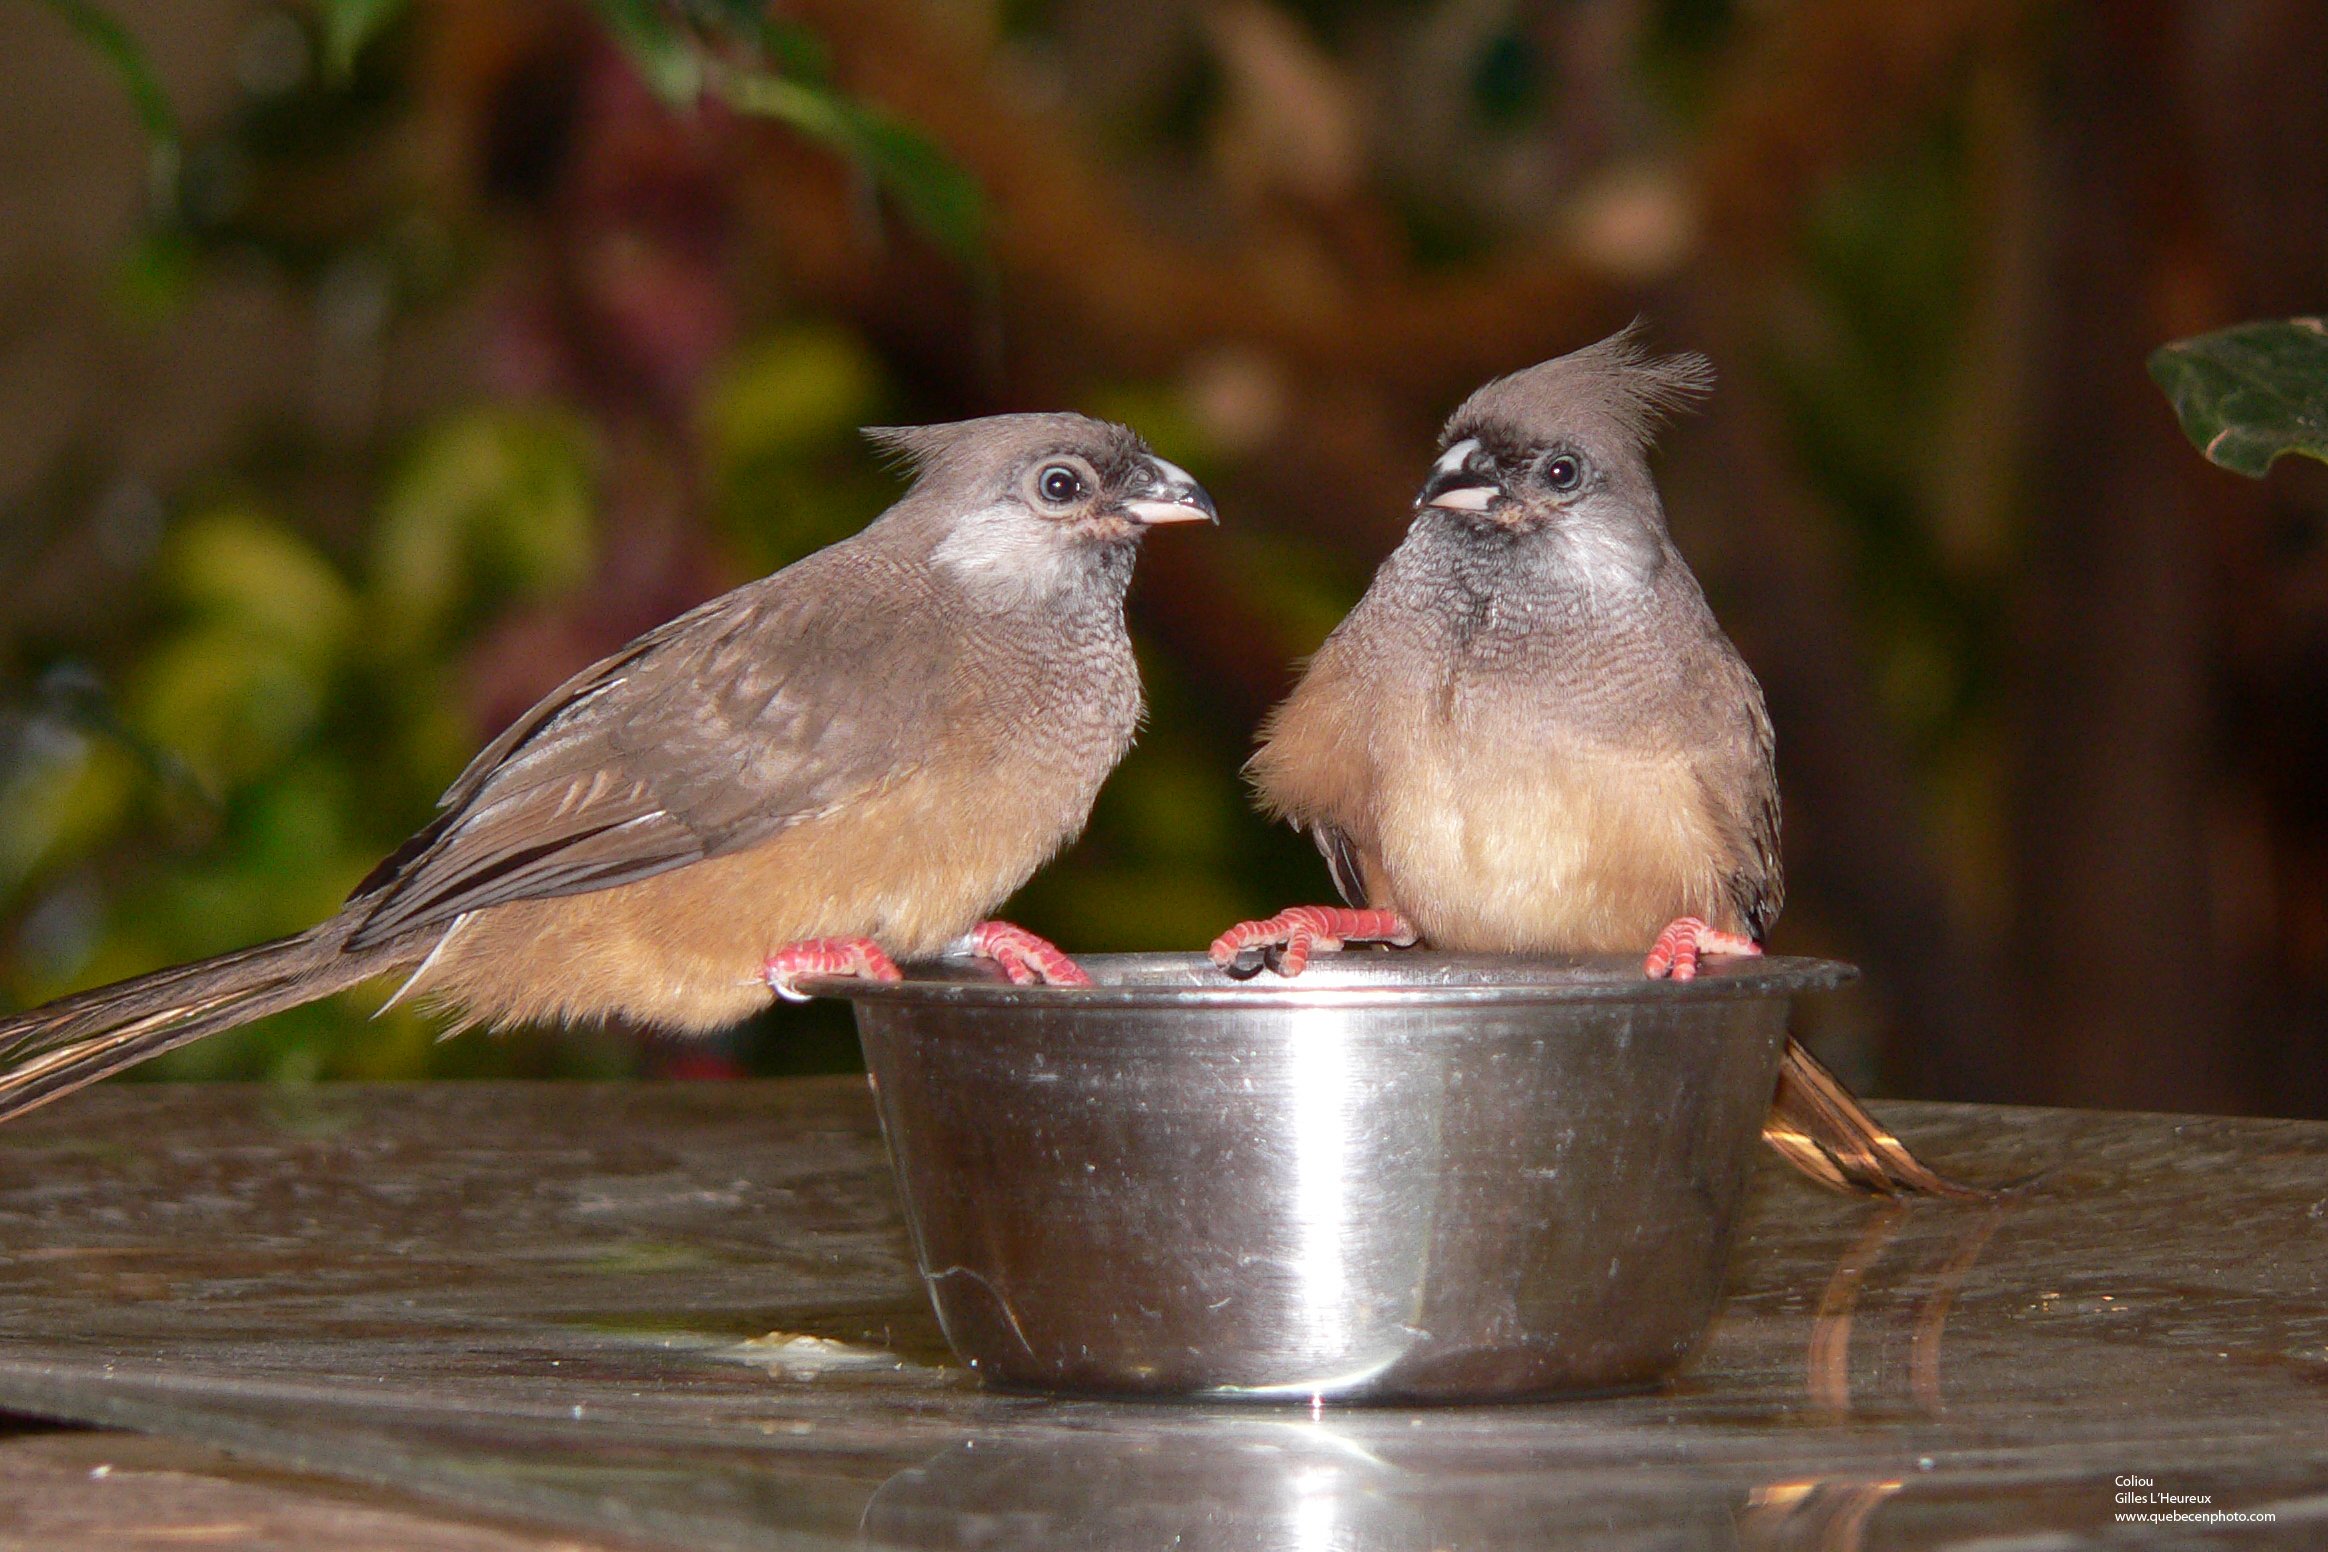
[{"x1": 1220, "y1": 948, "x2": 1269, "y2": 981}]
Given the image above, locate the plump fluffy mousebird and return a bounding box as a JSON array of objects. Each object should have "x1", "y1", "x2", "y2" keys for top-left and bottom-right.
[
  {"x1": 1210, "y1": 330, "x2": 1968, "y2": 1197},
  {"x1": 0, "y1": 413, "x2": 1214, "y2": 1123}
]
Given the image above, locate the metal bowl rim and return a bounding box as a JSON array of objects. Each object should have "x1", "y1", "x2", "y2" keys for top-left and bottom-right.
[{"x1": 801, "y1": 950, "x2": 1855, "y2": 1010}]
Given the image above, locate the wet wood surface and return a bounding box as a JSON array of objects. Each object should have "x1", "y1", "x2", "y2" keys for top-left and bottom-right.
[
  {"x1": 0, "y1": 1420, "x2": 626, "y2": 1552},
  {"x1": 0, "y1": 1080, "x2": 2323, "y2": 1548}
]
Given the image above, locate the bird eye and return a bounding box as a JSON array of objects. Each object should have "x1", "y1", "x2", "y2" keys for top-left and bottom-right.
[
  {"x1": 1037, "y1": 464, "x2": 1086, "y2": 505},
  {"x1": 1544, "y1": 454, "x2": 1584, "y2": 492}
]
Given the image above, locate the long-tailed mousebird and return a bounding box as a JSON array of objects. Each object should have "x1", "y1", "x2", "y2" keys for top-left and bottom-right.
[
  {"x1": 1209, "y1": 330, "x2": 1972, "y2": 1198},
  {"x1": 0, "y1": 413, "x2": 1214, "y2": 1123}
]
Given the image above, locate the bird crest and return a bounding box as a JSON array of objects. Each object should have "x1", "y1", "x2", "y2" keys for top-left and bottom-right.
[{"x1": 1444, "y1": 323, "x2": 1715, "y2": 454}]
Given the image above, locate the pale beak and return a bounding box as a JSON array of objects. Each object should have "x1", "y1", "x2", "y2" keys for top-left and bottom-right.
[
  {"x1": 1424, "y1": 483, "x2": 1498, "y2": 512},
  {"x1": 1121, "y1": 456, "x2": 1218, "y2": 525},
  {"x1": 1418, "y1": 438, "x2": 1502, "y2": 513}
]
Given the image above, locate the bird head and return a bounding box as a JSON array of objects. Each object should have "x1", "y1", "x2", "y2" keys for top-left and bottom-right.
[
  {"x1": 1417, "y1": 326, "x2": 1712, "y2": 576},
  {"x1": 867, "y1": 413, "x2": 1214, "y2": 606}
]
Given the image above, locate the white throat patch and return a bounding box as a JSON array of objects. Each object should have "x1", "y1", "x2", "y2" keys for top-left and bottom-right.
[
  {"x1": 931, "y1": 501, "x2": 1085, "y2": 609},
  {"x1": 1550, "y1": 510, "x2": 1660, "y2": 606}
]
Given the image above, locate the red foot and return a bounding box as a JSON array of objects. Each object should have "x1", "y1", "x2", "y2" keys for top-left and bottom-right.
[
  {"x1": 1208, "y1": 906, "x2": 1419, "y2": 977},
  {"x1": 1643, "y1": 917, "x2": 1762, "y2": 982},
  {"x1": 966, "y1": 921, "x2": 1092, "y2": 987},
  {"x1": 763, "y1": 937, "x2": 902, "y2": 1002}
]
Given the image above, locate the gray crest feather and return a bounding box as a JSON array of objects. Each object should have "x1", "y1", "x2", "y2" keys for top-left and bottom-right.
[
  {"x1": 860, "y1": 424, "x2": 958, "y2": 476},
  {"x1": 1444, "y1": 322, "x2": 1714, "y2": 452}
]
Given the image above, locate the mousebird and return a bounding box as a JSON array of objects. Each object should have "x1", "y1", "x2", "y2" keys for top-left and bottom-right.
[
  {"x1": 1209, "y1": 331, "x2": 1969, "y2": 1197},
  {"x1": 0, "y1": 412, "x2": 1214, "y2": 1123}
]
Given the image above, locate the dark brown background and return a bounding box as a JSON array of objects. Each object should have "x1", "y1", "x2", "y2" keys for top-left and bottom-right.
[{"x1": 3, "y1": 0, "x2": 2326, "y2": 1114}]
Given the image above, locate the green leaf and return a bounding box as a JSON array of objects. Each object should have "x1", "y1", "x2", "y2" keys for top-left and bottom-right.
[
  {"x1": 590, "y1": 0, "x2": 704, "y2": 104},
  {"x1": 671, "y1": 0, "x2": 830, "y2": 77},
  {"x1": 2148, "y1": 318, "x2": 2328, "y2": 478},
  {"x1": 317, "y1": 0, "x2": 408, "y2": 82},
  {"x1": 585, "y1": 4, "x2": 985, "y2": 263},
  {"x1": 747, "y1": 17, "x2": 832, "y2": 82},
  {"x1": 709, "y1": 67, "x2": 986, "y2": 264},
  {"x1": 824, "y1": 100, "x2": 987, "y2": 263},
  {"x1": 33, "y1": 0, "x2": 180, "y2": 197}
]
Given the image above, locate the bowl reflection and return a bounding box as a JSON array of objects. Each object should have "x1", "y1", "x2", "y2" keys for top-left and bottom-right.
[{"x1": 859, "y1": 1421, "x2": 1744, "y2": 1551}]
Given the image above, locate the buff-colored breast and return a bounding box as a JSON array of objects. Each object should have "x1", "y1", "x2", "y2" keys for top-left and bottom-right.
[{"x1": 1372, "y1": 730, "x2": 1738, "y2": 954}]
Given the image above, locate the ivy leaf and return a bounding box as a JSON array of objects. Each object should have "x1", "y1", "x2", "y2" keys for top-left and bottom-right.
[{"x1": 2148, "y1": 318, "x2": 2328, "y2": 478}]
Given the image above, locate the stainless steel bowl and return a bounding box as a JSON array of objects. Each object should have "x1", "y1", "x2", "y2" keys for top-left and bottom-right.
[{"x1": 807, "y1": 951, "x2": 1853, "y2": 1404}]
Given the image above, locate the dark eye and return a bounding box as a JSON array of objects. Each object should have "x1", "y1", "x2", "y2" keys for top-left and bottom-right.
[
  {"x1": 1544, "y1": 454, "x2": 1584, "y2": 492},
  {"x1": 1038, "y1": 464, "x2": 1085, "y2": 505}
]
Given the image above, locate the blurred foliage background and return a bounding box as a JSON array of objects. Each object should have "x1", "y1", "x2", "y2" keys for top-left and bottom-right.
[{"x1": 2, "y1": 0, "x2": 2326, "y2": 1113}]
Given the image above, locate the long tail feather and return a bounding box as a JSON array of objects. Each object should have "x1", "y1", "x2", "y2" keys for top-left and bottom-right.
[
  {"x1": 0, "y1": 930, "x2": 378, "y2": 1124},
  {"x1": 1762, "y1": 1036, "x2": 1990, "y2": 1199}
]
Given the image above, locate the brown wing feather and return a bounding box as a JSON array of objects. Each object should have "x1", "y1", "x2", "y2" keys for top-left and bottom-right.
[
  {"x1": 1726, "y1": 688, "x2": 1784, "y2": 941},
  {"x1": 1313, "y1": 821, "x2": 1371, "y2": 909},
  {"x1": 1674, "y1": 633, "x2": 1784, "y2": 943},
  {"x1": 345, "y1": 548, "x2": 955, "y2": 948}
]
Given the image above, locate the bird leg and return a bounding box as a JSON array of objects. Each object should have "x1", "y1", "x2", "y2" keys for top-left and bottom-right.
[
  {"x1": 1208, "y1": 907, "x2": 1420, "y2": 977},
  {"x1": 963, "y1": 921, "x2": 1093, "y2": 987},
  {"x1": 1643, "y1": 916, "x2": 1762, "y2": 981},
  {"x1": 763, "y1": 938, "x2": 902, "y2": 1002}
]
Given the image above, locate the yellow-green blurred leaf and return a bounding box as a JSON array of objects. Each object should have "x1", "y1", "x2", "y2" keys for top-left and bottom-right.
[
  {"x1": 110, "y1": 226, "x2": 197, "y2": 324},
  {"x1": 590, "y1": 0, "x2": 703, "y2": 103},
  {"x1": 0, "y1": 732, "x2": 139, "y2": 898},
  {"x1": 129, "y1": 629, "x2": 327, "y2": 789},
  {"x1": 167, "y1": 504, "x2": 357, "y2": 667},
  {"x1": 703, "y1": 325, "x2": 883, "y2": 469},
  {"x1": 372, "y1": 406, "x2": 598, "y2": 650},
  {"x1": 1024, "y1": 868, "x2": 1247, "y2": 954}
]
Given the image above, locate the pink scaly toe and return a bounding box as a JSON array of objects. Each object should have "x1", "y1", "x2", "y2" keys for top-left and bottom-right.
[
  {"x1": 967, "y1": 921, "x2": 1092, "y2": 987},
  {"x1": 1643, "y1": 916, "x2": 1762, "y2": 982},
  {"x1": 762, "y1": 937, "x2": 902, "y2": 1002},
  {"x1": 1208, "y1": 906, "x2": 1419, "y2": 977}
]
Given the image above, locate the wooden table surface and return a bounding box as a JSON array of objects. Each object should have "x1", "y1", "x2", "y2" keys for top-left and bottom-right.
[{"x1": 0, "y1": 1079, "x2": 2323, "y2": 1549}]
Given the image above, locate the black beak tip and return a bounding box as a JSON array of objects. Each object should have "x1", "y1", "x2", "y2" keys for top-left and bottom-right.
[{"x1": 1126, "y1": 456, "x2": 1218, "y2": 526}]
